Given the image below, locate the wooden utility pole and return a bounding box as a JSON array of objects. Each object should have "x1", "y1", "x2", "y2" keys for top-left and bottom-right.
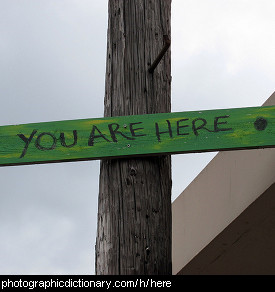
[{"x1": 95, "y1": 0, "x2": 172, "y2": 275}]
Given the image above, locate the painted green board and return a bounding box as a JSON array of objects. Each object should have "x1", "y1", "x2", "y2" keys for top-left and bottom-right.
[{"x1": 0, "y1": 106, "x2": 274, "y2": 166}]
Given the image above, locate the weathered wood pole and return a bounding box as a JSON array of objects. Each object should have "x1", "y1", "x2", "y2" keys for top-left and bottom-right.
[{"x1": 95, "y1": 0, "x2": 172, "y2": 275}]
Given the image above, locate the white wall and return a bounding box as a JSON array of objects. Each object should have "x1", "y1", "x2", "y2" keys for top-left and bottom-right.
[{"x1": 172, "y1": 92, "x2": 275, "y2": 274}]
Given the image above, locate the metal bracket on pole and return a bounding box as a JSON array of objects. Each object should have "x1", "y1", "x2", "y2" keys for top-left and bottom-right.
[{"x1": 148, "y1": 35, "x2": 171, "y2": 73}]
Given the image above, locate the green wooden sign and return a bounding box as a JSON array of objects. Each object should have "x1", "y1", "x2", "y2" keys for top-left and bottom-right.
[{"x1": 0, "y1": 105, "x2": 274, "y2": 166}]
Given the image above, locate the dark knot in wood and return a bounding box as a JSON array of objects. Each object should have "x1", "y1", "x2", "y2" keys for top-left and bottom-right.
[{"x1": 130, "y1": 167, "x2": 137, "y2": 176}]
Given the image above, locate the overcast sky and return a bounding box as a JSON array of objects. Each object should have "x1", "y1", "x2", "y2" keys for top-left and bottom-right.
[{"x1": 0, "y1": 0, "x2": 274, "y2": 275}]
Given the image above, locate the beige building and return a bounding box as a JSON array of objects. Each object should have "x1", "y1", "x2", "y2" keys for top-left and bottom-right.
[{"x1": 172, "y1": 92, "x2": 275, "y2": 275}]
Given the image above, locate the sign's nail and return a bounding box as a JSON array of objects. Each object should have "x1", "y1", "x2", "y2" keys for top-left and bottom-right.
[{"x1": 254, "y1": 117, "x2": 268, "y2": 131}]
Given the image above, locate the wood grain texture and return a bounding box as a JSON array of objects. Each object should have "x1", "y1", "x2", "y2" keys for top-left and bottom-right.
[
  {"x1": 96, "y1": 0, "x2": 172, "y2": 275},
  {"x1": 0, "y1": 106, "x2": 274, "y2": 167}
]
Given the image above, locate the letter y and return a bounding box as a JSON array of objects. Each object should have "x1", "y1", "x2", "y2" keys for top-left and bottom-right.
[{"x1": 17, "y1": 130, "x2": 37, "y2": 158}]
